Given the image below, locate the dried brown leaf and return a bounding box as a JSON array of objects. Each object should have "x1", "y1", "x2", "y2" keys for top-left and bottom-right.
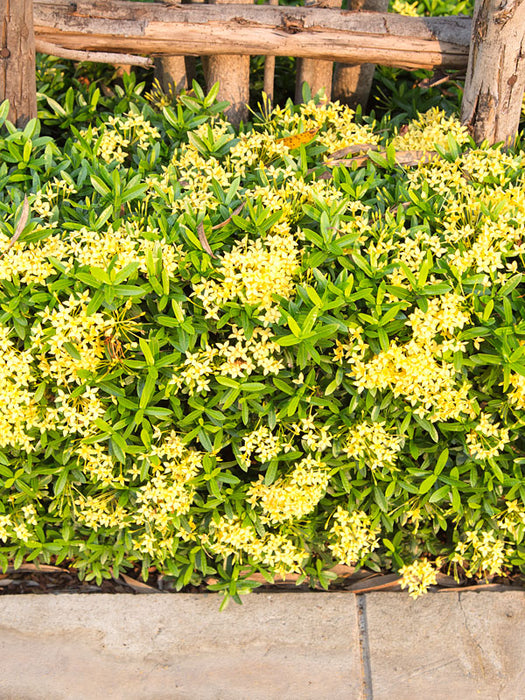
[
  {"x1": 119, "y1": 573, "x2": 161, "y2": 593},
  {"x1": 6, "y1": 563, "x2": 69, "y2": 574},
  {"x1": 327, "y1": 143, "x2": 379, "y2": 160},
  {"x1": 1, "y1": 195, "x2": 29, "y2": 258},
  {"x1": 197, "y1": 222, "x2": 216, "y2": 258},
  {"x1": 211, "y1": 202, "x2": 245, "y2": 231},
  {"x1": 347, "y1": 573, "x2": 402, "y2": 592}
]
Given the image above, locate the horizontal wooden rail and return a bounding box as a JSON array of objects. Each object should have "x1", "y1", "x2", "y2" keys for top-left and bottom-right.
[{"x1": 34, "y1": 0, "x2": 473, "y2": 70}]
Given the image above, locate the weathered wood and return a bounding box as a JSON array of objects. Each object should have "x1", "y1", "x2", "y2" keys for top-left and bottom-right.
[
  {"x1": 263, "y1": 0, "x2": 278, "y2": 101},
  {"x1": 332, "y1": 0, "x2": 388, "y2": 108},
  {"x1": 295, "y1": 0, "x2": 341, "y2": 103},
  {"x1": 35, "y1": 38, "x2": 152, "y2": 66},
  {"x1": 0, "y1": 0, "x2": 37, "y2": 127},
  {"x1": 32, "y1": 1, "x2": 472, "y2": 70},
  {"x1": 204, "y1": 0, "x2": 252, "y2": 126},
  {"x1": 461, "y1": 0, "x2": 525, "y2": 146},
  {"x1": 154, "y1": 55, "x2": 188, "y2": 93}
]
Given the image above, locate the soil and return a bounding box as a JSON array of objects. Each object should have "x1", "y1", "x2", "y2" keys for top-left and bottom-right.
[{"x1": 1, "y1": 561, "x2": 524, "y2": 595}]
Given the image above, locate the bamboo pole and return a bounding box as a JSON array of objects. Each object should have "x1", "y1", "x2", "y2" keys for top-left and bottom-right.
[
  {"x1": 461, "y1": 0, "x2": 525, "y2": 146},
  {"x1": 33, "y1": 2, "x2": 473, "y2": 71},
  {"x1": 0, "y1": 0, "x2": 37, "y2": 127},
  {"x1": 332, "y1": 0, "x2": 388, "y2": 109},
  {"x1": 295, "y1": 0, "x2": 341, "y2": 103}
]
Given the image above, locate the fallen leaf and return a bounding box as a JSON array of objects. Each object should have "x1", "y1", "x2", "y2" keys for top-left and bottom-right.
[
  {"x1": 1, "y1": 195, "x2": 29, "y2": 258},
  {"x1": 346, "y1": 573, "x2": 403, "y2": 592},
  {"x1": 119, "y1": 573, "x2": 161, "y2": 593},
  {"x1": 6, "y1": 563, "x2": 69, "y2": 573},
  {"x1": 197, "y1": 222, "x2": 216, "y2": 258},
  {"x1": 212, "y1": 202, "x2": 245, "y2": 231},
  {"x1": 276, "y1": 128, "x2": 319, "y2": 149}
]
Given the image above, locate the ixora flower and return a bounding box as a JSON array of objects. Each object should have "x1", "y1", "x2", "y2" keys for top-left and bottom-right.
[
  {"x1": 399, "y1": 559, "x2": 438, "y2": 599},
  {"x1": 1, "y1": 66, "x2": 525, "y2": 602}
]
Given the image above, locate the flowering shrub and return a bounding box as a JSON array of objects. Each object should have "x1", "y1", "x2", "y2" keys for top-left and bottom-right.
[{"x1": 1, "y1": 67, "x2": 525, "y2": 603}]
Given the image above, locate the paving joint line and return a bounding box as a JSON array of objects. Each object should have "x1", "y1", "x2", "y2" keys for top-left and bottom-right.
[{"x1": 356, "y1": 594, "x2": 373, "y2": 700}]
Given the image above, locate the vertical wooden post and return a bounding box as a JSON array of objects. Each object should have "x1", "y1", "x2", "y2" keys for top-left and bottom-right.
[
  {"x1": 204, "y1": 0, "x2": 253, "y2": 126},
  {"x1": 295, "y1": 0, "x2": 341, "y2": 103},
  {"x1": 154, "y1": 56, "x2": 188, "y2": 94},
  {"x1": 263, "y1": 0, "x2": 279, "y2": 101},
  {"x1": 0, "y1": 0, "x2": 37, "y2": 128},
  {"x1": 461, "y1": 0, "x2": 525, "y2": 146},
  {"x1": 154, "y1": 0, "x2": 202, "y2": 95},
  {"x1": 332, "y1": 0, "x2": 389, "y2": 109}
]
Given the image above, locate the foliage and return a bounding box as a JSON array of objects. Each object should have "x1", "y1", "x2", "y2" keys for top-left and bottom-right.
[{"x1": 1, "y1": 63, "x2": 525, "y2": 605}]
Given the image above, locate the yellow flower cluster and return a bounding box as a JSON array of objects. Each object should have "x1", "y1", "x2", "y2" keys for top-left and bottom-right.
[
  {"x1": 328, "y1": 506, "x2": 380, "y2": 566},
  {"x1": 508, "y1": 372, "x2": 525, "y2": 409},
  {"x1": 293, "y1": 415, "x2": 333, "y2": 453},
  {"x1": 388, "y1": 228, "x2": 447, "y2": 288},
  {"x1": 74, "y1": 493, "x2": 128, "y2": 532},
  {"x1": 31, "y1": 291, "x2": 113, "y2": 385},
  {"x1": 76, "y1": 442, "x2": 117, "y2": 486},
  {"x1": 240, "y1": 425, "x2": 281, "y2": 465},
  {"x1": 84, "y1": 112, "x2": 160, "y2": 164},
  {"x1": 497, "y1": 500, "x2": 525, "y2": 541},
  {"x1": 392, "y1": 107, "x2": 469, "y2": 152},
  {"x1": 247, "y1": 455, "x2": 329, "y2": 524},
  {"x1": 453, "y1": 530, "x2": 510, "y2": 578},
  {"x1": 0, "y1": 504, "x2": 38, "y2": 544},
  {"x1": 170, "y1": 326, "x2": 283, "y2": 395},
  {"x1": 44, "y1": 386, "x2": 106, "y2": 437},
  {"x1": 399, "y1": 558, "x2": 438, "y2": 599},
  {"x1": 391, "y1": 0, "x2": 419, "y2": 15},
  {"x1": 465, "y1": 413, "x2": 510, "y2": 460},
  {"x1": 343, "y1": 421, "x2": 402, "y2": 471},
  {"x1": 69, "y1": 222, "x2": 184, "y2": 277},
  {"x1": 270, "y1": 99, "x2": 380, "y2": 154},
  {"x1": 0, "y1": 233, "x2": 70, "y2": 285},
  {"x1": 0, "y1": 325, "x2": 39, "y2": 451},
  {"x1": 352, "y1": 294, "x2": 474, "y2": 422},
  {"x1": 74, "y1": 430, "x2": 202, "y2": 542},
  {"x1": 194, "y1": 232, "x2": 300, "y2": 325},
  {"x1": 204, "y1": 516, "x2": 308, "y2": 577},
  {"x1": 32, "y1": 177, "x2": 76, "y2": 222},
  {"x1": 333, "y1": 327, "x2": 368, "y2": 364}
]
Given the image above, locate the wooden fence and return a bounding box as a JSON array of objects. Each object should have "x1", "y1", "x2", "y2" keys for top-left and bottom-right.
[{"x1": 1, "y1": 0, "x2": 525, "y2": 143}]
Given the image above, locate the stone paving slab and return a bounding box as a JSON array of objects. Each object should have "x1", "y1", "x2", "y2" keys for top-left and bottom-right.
[
  {"x1": 364, "y1": 591, "x2": 525, "y2": 700},
  {"x1": 1, "y1": 590, "x2": 524, "y2": 699},
  {"x1": 0, "y1": 592, "x2": 361, "y2": 700}
]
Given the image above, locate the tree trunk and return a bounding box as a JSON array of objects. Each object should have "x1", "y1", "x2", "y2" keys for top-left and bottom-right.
[
  {"x1": 461, "y1": 0, "x2": 525, "y2": 146},
  {"x1": 332, "y1": 0, "x2": 389, "y2": 109},
  {"x1": 204, "y1": 0, "x2": 253, "y2": 126},
  {"x1": 0, "y1": 0, "x2": 37, "y2": 128},
  {"x1": 295, "y1": 0, "x2": 341, "y2": 103}
]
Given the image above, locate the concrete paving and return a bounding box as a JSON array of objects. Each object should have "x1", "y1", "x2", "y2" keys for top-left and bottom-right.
[
  {"x1": 365, "y1": 591, "x2": 525, "y2": 700},
  {"x1": 0, "y1": 591, "x2": 522, "y2": 699},
  {"x1": 0, "y1": 592, "x2": 361, "y2": 700}
]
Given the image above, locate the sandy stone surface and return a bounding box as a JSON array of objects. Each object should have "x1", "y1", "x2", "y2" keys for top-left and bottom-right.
[
  {"x1": 0, "y1": 592, "x2": 361, "y2": 700},
  {"x1": 364, "y1": 591, "x2": 525, "y2": 700}
]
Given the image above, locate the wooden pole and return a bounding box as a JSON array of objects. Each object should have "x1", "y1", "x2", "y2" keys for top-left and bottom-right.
[
  {"x1": 204, "y1": 0, "x2": 253, "y2": 126},
  {"x1": 0, "y1": 0, "x2": 37, "y2": 128},
  {"x1": 32, "y1": 3, "x2": 473, "y2": 71},
  {"x1": 461, "y1": 0, "x2": 525, "y2": 146},
  {"x1": 332, "y1": 0, "x2": 388, "y2": 109},
  {"x1": 295, "y1": 0, "x2": 341, "y2": 103},
  {"x1": 154, "y1": 55, "x2": 188, "y2": 93},
  {"x1": 263, "y1": 0, "x2": 279, "y2": 101}
]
